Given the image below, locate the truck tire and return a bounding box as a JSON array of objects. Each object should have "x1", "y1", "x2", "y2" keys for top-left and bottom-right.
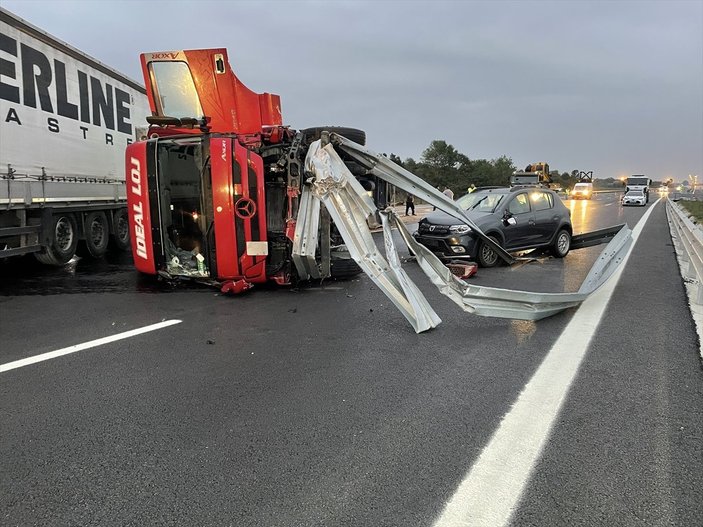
[
  {"x1": 35, "y1": 213, "x2": 78, "y2": 266},
  {"x1": 477, "y1": 235, "x2": 502, "y2": 268},
  {"x1": 301, "y1": 126, "x2": 366, "y2": 146},
  {"x1": 77, "y1": 211, "x2": 110, "y2": 258},
  {"x1": 550, "y1": 229, "x2": 571, "y2": 258},
  {"x1": 110, "y1": 208, "x2": 131, "y2": 251},
  {"x1": 330, "y1": 256, "x2": 363, "y2": 280}
]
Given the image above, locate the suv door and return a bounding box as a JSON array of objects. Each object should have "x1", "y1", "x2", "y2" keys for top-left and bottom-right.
[
  {"x1": 503, "y1": 192, "x2": 536, "y2": 249},
  {"x1": 529, "y1": 190, "x2": 559, "y2": 243}
]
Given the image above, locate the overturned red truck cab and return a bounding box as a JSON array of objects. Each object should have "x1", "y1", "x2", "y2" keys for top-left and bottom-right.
[{"x1": 126, "y1": 49, "x2": 382, "y2": 290}]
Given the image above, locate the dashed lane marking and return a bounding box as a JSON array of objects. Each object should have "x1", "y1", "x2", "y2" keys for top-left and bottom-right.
[
  {"x1": 0, "y1": 320, "x2": 182, "y2": 374},
  {"x1": 433, "y1": 202, "x2": 658, "y2": 527}
]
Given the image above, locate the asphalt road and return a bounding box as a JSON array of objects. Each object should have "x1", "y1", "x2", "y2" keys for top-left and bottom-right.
[{"x1": 1, "y1": 194, "x2": 701, "y2": 526}]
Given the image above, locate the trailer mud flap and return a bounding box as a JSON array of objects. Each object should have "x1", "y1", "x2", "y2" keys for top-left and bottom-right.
[{"x1": 302, "y1": 139, "x2": 633, "y2": 332}]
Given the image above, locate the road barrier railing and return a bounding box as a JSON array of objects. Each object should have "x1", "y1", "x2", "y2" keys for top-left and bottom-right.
[{"x1": 667, "y1": 198, "x2": 703, "y2": 304}]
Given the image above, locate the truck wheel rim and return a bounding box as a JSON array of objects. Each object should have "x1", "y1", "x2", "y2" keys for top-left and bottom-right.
[
  {"x1": 117, "y1": 215, "x2": 129, "y2": 242},
  {"x1": 55, "y1": 218, "x2": 74, "y2": 251},
  {"x1": 92, "y1": 218, "x2": 106, "y2": 244}
]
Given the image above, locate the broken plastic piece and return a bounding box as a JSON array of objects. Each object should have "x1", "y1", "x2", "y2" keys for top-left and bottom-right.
[
  {"x1": 220, "y1": 279, "x2": 254, "y2": 294},
  {"x1": 446, "y1": 262, "x2": 478, "y2": 279}
]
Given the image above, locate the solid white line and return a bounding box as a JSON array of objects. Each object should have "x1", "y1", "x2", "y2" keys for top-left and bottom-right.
[
  {"x1": 433, "y1": 202, "x2": 659, "y2": 527},
  {"x1": 0, "y1": 319, "x2": 182, "y2": 374}
]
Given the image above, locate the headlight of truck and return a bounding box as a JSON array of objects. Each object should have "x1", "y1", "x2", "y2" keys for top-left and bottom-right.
[{"x1": 449, "y1": 225, "x2": 471, "y2": 234}]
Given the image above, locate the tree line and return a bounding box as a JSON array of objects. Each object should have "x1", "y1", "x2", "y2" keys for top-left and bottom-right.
[{"x1": 384, "y1": 139, "x2": 663, "y2": 202}]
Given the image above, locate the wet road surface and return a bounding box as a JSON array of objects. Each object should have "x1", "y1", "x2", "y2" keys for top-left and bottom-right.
[{"x1": 1, "y1": 195, "x2": 701, "y2": 526}]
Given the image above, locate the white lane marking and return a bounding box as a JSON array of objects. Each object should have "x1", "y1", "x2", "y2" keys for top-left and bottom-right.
[
  {"x1": 0, "y1": 320, "x2": 182, "y2": 374},
  {"x1": 433, "y1": 204, "x2": 658, "y2": 527}
]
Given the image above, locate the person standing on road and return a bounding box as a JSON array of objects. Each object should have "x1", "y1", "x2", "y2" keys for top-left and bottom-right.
[
  {"x1": 443, "y1": 186, "x2": 454, "y2": 200},
  {"x1": 405, "y1": 194, "x2": 415, "y2": 216}
]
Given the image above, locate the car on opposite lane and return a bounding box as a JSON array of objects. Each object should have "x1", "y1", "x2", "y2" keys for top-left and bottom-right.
[{"x1": 413, "y1": 187, "x2": 572, "y2": 267}]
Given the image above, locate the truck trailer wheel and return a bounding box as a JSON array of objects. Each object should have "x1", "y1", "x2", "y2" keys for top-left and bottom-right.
[
  {"x1": 110, "y1": 208, "x2": 131, "y2": 251},
  {"x1": 35, "y1": 213, "x2": 78, "y2": 266},
  {"x1": 77, "y1": 211, "x2": 110, "y2": 258},
  {"x1": 301, "y1": 126, "x2": 366, "y2": 146}
]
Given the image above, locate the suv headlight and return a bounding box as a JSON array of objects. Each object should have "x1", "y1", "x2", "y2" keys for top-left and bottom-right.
[{"x1": 449, "y1": 225, "x2": 471, "y2": 234}]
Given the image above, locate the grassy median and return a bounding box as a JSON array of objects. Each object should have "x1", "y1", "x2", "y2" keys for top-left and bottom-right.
[{"x1": 679, "y1": 200, "x2": 703, "y2": 223}]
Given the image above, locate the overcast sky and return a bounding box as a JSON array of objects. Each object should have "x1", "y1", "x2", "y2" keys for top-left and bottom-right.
[{"x1": 3, "y1": 0, "x2": 702, "y2": 181}]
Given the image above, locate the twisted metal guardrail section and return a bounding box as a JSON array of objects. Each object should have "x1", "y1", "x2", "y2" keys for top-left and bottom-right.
[
  {"x1": 299, "y1": 137, "x2": 633, "y2": 332},
  {"x1": 667, "y1": 198, "x2": 703, "y2": 304}
]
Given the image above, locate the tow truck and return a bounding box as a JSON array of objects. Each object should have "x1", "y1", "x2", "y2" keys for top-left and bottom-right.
[{"x1": 127, "y1": 48, "x2": 632, "y2": 332}]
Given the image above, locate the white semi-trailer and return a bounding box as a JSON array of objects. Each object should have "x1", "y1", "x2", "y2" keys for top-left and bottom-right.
[{"x1": 0, "y1": 8, "x2": 150, "y2": 264}]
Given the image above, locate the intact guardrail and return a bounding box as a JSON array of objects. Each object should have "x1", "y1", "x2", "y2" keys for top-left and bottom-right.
[{"x1": 667, "y1": 198, "x2": 703, "y2": 304}]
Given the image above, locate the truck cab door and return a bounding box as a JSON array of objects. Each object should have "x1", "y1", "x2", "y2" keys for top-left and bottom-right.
[{"x1": 140, "y1": 49, "x2": 282, "y2": 134}]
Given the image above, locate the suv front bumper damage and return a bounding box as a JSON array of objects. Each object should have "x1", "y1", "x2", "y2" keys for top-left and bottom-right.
[{"x1": 297, "y1": 136, "x2": 632, "y2": 333}]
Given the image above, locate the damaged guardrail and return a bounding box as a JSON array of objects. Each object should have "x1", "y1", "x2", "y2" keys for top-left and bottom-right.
[
  {"x1": 297, "y1": 134, "x2": 633, "y2": 333},
  {"x1": 667, "y1": 198, "x2": 703, "y2": 304},
  {"x1": 331, "y1": 133, "x2": 516, "y2": 266}
]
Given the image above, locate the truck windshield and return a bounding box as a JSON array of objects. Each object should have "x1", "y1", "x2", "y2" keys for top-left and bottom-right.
[
  {"x1": 149, "y1": 61, "x2": 203, "y2": 118},
  {"x1": 627, "y1": 178, "x2": 647, "y2": 186}
]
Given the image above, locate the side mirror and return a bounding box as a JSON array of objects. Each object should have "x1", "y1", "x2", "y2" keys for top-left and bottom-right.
[{"x1": 505, "y1": 216, "x2": 517, "y2": 226}]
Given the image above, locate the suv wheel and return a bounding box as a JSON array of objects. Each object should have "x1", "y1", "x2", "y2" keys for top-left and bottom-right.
[
  {"x1": 551, "y1": 229, "x2": 571, "y2": 258},
  {"x1": 477, "y1": 236, "x2": 501, "y2": 268}
]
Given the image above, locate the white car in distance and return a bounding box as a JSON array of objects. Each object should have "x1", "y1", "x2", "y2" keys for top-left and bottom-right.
[{"x1": 622, "y1": 190, "x2": 646, "y2": 206}]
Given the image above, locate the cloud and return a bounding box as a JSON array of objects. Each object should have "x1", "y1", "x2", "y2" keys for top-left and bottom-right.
[{"x1": 3, "y1": 0, "x2": 701, "y2": 179}]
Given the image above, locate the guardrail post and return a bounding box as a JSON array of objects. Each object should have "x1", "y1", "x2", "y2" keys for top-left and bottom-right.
[
  {"x1": 686, "y1": 260, "x2": 697, "y2": 281},
  {"x1": 695, "y1": 282, "x2": 703, "y2": 305},
  {"x1": 668, "y1": 204, "x2": 688, "y2": 265},
  {"x1": 668, "y1": 198, "x2": 703, "y2": 306}
]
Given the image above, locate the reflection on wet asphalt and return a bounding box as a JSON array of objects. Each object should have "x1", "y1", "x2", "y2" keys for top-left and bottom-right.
[
  {"x1": 510, "y1": 319, "x2": 538, "y2": 346},
  {"x1": 0, "y1": 251, "x2": 199, "y2": 296}
]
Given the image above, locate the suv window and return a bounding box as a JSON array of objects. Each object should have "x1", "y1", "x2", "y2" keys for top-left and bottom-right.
[
  {"x1": 508, "y1": 193, "x2": 531, "y2": 214},
  {"x1": 530, "y1": 191, "x2": 553, "y2": 211}
]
